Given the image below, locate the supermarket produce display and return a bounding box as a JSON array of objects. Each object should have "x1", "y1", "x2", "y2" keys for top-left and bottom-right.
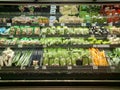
[{"x1": 0, "y1": 2, "x2": 120, "y2": 82}]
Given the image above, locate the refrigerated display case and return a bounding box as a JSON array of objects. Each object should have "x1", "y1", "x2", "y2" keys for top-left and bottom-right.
[{"x1": 0, "y1": 0, "x2": 120, "y2": 86}]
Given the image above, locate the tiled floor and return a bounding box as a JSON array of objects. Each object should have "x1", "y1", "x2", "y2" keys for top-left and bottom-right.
[{"x1": 0, "y1": 86, "x2": 120, "y2": 90}]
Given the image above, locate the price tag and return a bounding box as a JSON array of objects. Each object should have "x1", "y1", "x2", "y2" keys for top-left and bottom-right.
[
  {"x1": 7, "y1": 23, "x2": 11, "y2": 26},
  {"x1": 104, "y1": 22, "x2": 107, "y2": 24},
  {"x1": 21, "y1": 15, "x2": 25, "y2": 17},
  {"x1": 40, "y1": 23, "x2": 45, "y2": 26},
  {"x1": 49, "y1": 23, "x2": 53, "y2": 26},
  {"x1": 51, "y1": 5, "x2": 56, "y2": 9},
  {"x1": 42, "y1": 66, "x2": 47, "y2": 70},
  {"x1": 107, "y1": 35, "x2": 111, "y2": 38},
  {"x1": 81, "y1": 23, "x2": 86, "y2": 26},
  {"x1": 34, "y1": 66, "x2": 39, "y2": 70},
  {"x1": 113, "y1": 35, "x2": 117, "y2": 38},
  {"x1": 20, "y1": 66, "x2": 26, "y2": 70},
  {"x1": 18, "y1": 44, "x2": 23, "y2": 48},
  {"x1": 42, "y1": 35, "x2": 46, "y2": 38},
  {"x1": 50, "y1": 9, "x2": 56, "y2": 14},
  {"x1": 110, "y1": 66, "x2": 115, "y2": 70},
  {"x1": 49, "y1": 16, "x2": 56, "y2": 21},
  {"x1": 93, "y1": 66, "x2": 98, "y2": 69},
  {"x1": 92, "y1": 23, "x2": 96, "y2": 27},
  {"x1": 93, "y1": 45, "x2": 110, "y2": 48},
  {"x1": 50, "y1": 5, "x2": 56, "y2": 14},
  {"x1": 61, "y1": 23, "x2": 65, "y2": 26},
  {"x1": 9, "y1": 35, "x2": 14, "y2": 38},
  {"x1": 91, "y1": 35, "x2": 95, "y2": 37},
  {"x1": 67, "y1": 66, "x2": 72, "y2": 70},
  {"x1": 108, "y1": 22, "x2": 113, "y2": 26},
  {"x1": 43, "y1": 45, "x2": 47, "y2": 48}
]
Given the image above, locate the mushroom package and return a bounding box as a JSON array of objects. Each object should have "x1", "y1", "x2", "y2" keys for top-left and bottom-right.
[{"x1": 0, "y1": 47, "x2": 14, "y2": 66}]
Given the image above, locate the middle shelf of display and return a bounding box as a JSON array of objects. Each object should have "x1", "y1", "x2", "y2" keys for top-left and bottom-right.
[
  {"x1": 0, "y1": 22, "x2": 120, "y2": 27},
  {"x1": 0, "y1": 25, "x2": 120, "y2": 37},
  {"x1": 0, "y1": 66, "x2": 115, "y2": 73},
  {"x1": 0, "y1": 44, "x2": 119, "y2": 49}
]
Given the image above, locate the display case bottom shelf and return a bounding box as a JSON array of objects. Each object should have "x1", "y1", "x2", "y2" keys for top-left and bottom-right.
[{"x1": 0, "y1": 80, "x2": 120, "y2": 86}]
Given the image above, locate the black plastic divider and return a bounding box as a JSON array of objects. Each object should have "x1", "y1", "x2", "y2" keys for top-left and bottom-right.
[
  {"x1": 0, "y1": 66, "x2": 113, "y2": 73},
  {"x1": 0, "y1": 45, "x2": 43, "y2": 49},
  {"x1": 0, "y1": 22, "x2": 120, "y2": 27},
  {"x1": 0, "y1": 0, "x2": 120, "y2": 5},
  {"x1": 0, "y1": 44, "x2": 120, "y2": 49},
  {"x1": 0, "y1": 66, "x2": 120, "y2": 80},
  {"x1": 0, "y1": 34, "x2": 120, "y2": 38}
]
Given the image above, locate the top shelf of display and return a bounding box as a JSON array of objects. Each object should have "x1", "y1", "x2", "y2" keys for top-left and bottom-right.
[
  {"x1": 0, "y1": 0, "x2": 34, "y2": 2},
  {"x1": 0, "y1": 0, "x2": 120, "y2": 3}
]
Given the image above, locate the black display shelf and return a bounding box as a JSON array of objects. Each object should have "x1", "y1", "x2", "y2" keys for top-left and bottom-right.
[
  {"x1": 0, "y1": 66, "x2": 119, "y2": 81},
  {"x1": 46, "y1": 44, "x2": 120, "y2": 48},
  {"x1": 0, "y1": 23, "x2": 43, "y2": 27},
  {"x1": 41, "y1": 34, "x2": 90, "y2": 38},
  {"x1": 0, "y1": 44, "x2": 119, "y2": 49},
  {"x1": 0, "y1": 66, "x2": 118, "y2": 74},
  {"x1": 1, "y1": 22, "x2": 120, "y2": 27},
  {"x1": 0, "y1": 45, "x2": 43, "y2": 49},
  {"x1": 0, "y1": 12, "x2": 51, "y2": 17},
  {"x1": 0, "y1": 34, "x2": 120, "y2": 38},
  {"x1": 0, "y1": 44, "x2": 120, "y2": 49},
  {"x1": 0, "y1": 0, "x2": 119, "y2": 5},
  {"x1": 0, "y1": 34, "x2": 120, "y2": 39}
]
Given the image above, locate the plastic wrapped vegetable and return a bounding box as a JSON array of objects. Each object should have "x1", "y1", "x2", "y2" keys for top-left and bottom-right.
[{"x1": 0, "y1": 47, "x2": 14, "y2": 66}]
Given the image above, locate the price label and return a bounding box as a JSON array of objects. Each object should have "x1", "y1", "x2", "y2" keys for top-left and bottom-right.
[
  {"x1": 92, "y1": 23, "x2": 96, "y2": 27},
  {"x1": 113, "y1": 35, "x2": 117, "y2": 38},
  {"x1": 67, "y1": 66, "x2": 72, "y2": 70},
  {"x1": 21, "y1": 15, "x2": 25, "y2": 17},
  {"x1": 49, "y1": 23, "x2": 53, "y2": 26},
  {"x1": 50, "y1": 5, "x2": 56, "y2": 14},
  {"x1": 9, "y1": 35, "x2": 14, "y2": 38},
  {"x1": 91, "y1": 35, "x2": 95, "y2": 37},
  {"x1": 81, "y1": 23, "x2": 86, "y2": 26},
  {"x1": 20, "y1": 66, "x2": 26, "y2": 70},
  {"x1": 42, "y1": 66, "x2": 47, "y2": 70},
  {"x1": 110, "y1": 66, "x2": 115, "y2": 70},
  {"x1": 107, "y1": 35, "x2": 111, "y2": 38},
  {"x1": 34, "y1": 66, "x2": 39, "y2": 70},
  {"x1": 93, "y1": 66, "x2": 98, "y2": 69},
  {"x1": 40, "y1": 23, "x2": 45, "y2": 26},
  {"x1": 50, "y1": 9, "x2": 56, "y2": 14},
  {"x1": 18, "y1": 44, "x2": 23, "y2": 48},
  {"x1": 61, "y1": 23, "x2": 65, "y2": 26},
  {"x1": 7, "y1": 23, "x2": 11, "y2": 26},
  {"x1": 108, "y1": 22, "x2": 113, "y2": 26},
  {"x1": 43, "y1": 45, "x2": 47, "y2": 48},
  {"x1": 51, "y1": 5, "x2": 56, "y2": 9},
  {"x1": 42, "y1": 35, "x2": 46, "y2": 38},
  {"x1": 49, "y1": 16, "x2": 56, "y2": 21},
  {"x1": 93, "y1": 45, "x2": 110, "y2": 48},
  {"x1": 104, "y1": 22, "x2": 107, "y2": 24}
]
